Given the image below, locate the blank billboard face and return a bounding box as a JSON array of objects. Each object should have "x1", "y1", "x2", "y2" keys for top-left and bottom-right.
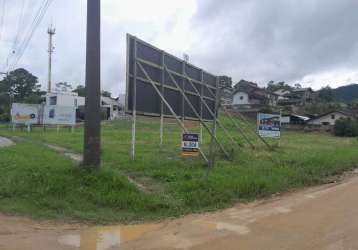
[{"x1": 126, "y1": 34, "x2": 218, "y2": 121}]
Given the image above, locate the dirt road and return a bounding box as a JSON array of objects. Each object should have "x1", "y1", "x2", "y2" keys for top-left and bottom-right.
[{"x1": 2, "y1": 173, "x2": 358, "y2": 250}]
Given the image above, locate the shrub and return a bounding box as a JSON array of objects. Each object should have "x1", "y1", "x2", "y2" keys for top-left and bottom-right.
[{"x1": 334, "y1": 118, "x2": 358, "y2": 137}]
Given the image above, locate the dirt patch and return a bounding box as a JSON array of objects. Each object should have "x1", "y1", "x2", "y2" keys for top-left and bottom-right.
[
  {"x1": 127, "y1": 175, "x2": 163, "y2": 193},
  {"x1": 0, "y1": 137, "x2": 14, "y2": 148},
  {"x1": 45, "y1": 144, "x2": 83, "y2": 162}
]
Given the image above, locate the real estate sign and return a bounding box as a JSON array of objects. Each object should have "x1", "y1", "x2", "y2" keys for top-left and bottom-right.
[
  {"x1": 258, "y1": 113, "x2": 281, "y2": 138},
  {"x1": 43, "y1": 106, "x2": 76, "y2": 125},
  {"x1": 11, "y1": 103, "x2": 39, "y2": 125},
  {"x1": 182, "y1": 133, "x2": 199, "y2": 157}
]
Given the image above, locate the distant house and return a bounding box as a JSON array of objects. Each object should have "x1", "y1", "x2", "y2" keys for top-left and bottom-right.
[
  {"x1": 101, "y1": 96, "x2": 123, "y2": 120},
  {"x1": 274, "y1": 89, "x2": 291, "y2": 101},
  {"x1": 232, "y1": 80, "x2": 277, "y2": 107},
  {"x1": 44, "y1": 91, "x2": 85, "y2": 108},
  {"x1": 281, "y1": 114, "x2": 310, "y2": 125},
  {"x1": 45, "y1": 91, "x2": 124, "y2": 121},
  {"x1": 307, "y1": 111, "x2": 356, "y2": 126},
  {"x1": 280, "y1": 88, "x2": 314, "y2": 106}
]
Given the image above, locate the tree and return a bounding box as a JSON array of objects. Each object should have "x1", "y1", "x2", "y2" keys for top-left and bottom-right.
[
  {"x1": 0, "y1": 68, "x2": 42, "y2": 121},
  {"x1": 294, "y1": 83, "x2": 302, "y2": 89},
  {"x1": 2, "y1": 68, "x2": 40, "y2": 102},
  {"x1": 317, "y1": 86, "x2": 335, "y2": 102},
  {"x1": 55, "y1": 82, "x2": 73, "y2": 92},
  {"x1": 266, "y1": 81, "x2": 292, "y2": 92},
  {"x1": 101, "y1": 90, "x2": 112, "y2": 98},
  {"x1": 73, "y1": 85, "x2": 86, "y2": 97}
]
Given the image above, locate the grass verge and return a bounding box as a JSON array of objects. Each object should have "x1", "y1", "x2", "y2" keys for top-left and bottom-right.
[{"x1": 0, "y1": 117, "x2": 357, "y2": 224}]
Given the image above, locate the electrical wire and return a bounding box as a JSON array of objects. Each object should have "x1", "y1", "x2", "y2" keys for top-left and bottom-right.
[
  {"x1": 0, "y1": 0, "x2": 6, "y2": 45},
  {"x1": 7, "y1": 0, "x2": 53, "y2": 71}
]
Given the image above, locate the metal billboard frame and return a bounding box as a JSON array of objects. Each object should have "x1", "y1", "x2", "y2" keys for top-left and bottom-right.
[{"x1": 125, "y1": 34, "x2": 237, "y2": 165}]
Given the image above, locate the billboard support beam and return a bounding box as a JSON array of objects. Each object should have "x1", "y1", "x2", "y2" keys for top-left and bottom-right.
[
  {"x1": 221, "y1": 107, "x2": 255, "y2": 149},
  {"x1": 160, "y1": 51, "x2": 165, "y2": 146},
  {"x1": 208, "y1": 78, "x2": 220, "y2": 171},
  {"x1": 131, "y1": 38, "x2": 138, "y2": 160},
  {"x1": 182, "y1": 72, "x2": 241, "y2": 149},
  {"x1": 164, "y1": 66, "x2": 231, "y2": 160},
  {"x1": 136, "y1": 61, "x2": 209, "y2": 164}
]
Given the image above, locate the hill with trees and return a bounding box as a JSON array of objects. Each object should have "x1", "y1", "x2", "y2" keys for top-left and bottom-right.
[{"x1": 333, "y1": 84, "x2": 358, "y2": 103}]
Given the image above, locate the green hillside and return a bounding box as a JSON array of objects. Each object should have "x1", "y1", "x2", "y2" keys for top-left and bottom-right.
[{"x1": 334, "y1": 84, "x2": 358, "y2": 103}]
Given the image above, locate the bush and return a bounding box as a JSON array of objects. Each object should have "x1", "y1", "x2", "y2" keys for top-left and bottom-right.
[{"x1": 334, "y1": 118, "x2": 358, "y2": 137}]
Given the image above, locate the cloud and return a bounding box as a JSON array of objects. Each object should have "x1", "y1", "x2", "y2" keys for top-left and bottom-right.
[
  {"x1": 190, "y1": 0, "x2": 358, "y2": 89},
  {"x1": 1, "y1": 0, "x2": 358, "y2": 96}
]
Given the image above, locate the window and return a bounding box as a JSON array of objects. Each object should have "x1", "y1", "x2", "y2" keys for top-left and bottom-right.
[
  {"x1": 49, "y1": 96, "x2": 57, "y2": 105},
  {"x1": 240, "y1": 96, "x2": 244, "y2": 100},
  {"x1": 331, "y1": 114, "x2": 335, "y2": 119}
]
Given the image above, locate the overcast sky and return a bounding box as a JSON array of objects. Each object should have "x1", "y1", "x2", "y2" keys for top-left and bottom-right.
[{"x1": 1, "y1": 0, "x2": 358, "y2": 96}]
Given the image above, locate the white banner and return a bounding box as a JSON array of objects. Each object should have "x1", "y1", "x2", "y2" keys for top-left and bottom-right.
[
  {"x1": 43, "y1": 106, "x2": 76, "y2": 125},
  {"x1": 11, "y1": 103, "x2": 39, "y2": 125}
]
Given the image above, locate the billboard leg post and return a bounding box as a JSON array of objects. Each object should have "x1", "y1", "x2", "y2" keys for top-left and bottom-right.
[
  {"x1": 27, "y1": 125, "x2": 31, "y2": 133},
  {"x1": 12, "y1": 124, "x2": 16, "y2": 132},
  {"x1": 160, "y1": 115, "x2": 164, "y2": 146},
  {"x1": 131, "y1": 111, "x2": 136, "y2": 160},
  {"x1": 57, "y1": 125, "x2": 60, "y2": 133},
  {"x1": 200, "y1": 122, "x2": 203, "y2": 144}
]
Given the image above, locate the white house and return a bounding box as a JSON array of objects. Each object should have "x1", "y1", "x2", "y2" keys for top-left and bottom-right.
[
  {"x1": 45, "y1": 92, "x2": 85, "y2": 108},
  {"x1": 44, "y1": 92, "x2": 123, "y2": 120},
  {"x1": 232, "y1": 91, "x2": 250, "y2": 105},
  {"x1": 101, "y1": 96, "x2": 123, "y2": 120},
  {"x1": 274, "y1": 89, "x2": 291, "y2": 100},
  {"x1": 307, "y1": 111, "x2": 355, "y2": 126}
]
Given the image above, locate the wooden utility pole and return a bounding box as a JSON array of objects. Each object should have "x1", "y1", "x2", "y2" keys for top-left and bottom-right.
[
  {"x1": 83, "y1": 0, "x2": 101, "y2": 168},
  {"x1": 47, "y1": 26, "x2": 55, "y2": 93}
]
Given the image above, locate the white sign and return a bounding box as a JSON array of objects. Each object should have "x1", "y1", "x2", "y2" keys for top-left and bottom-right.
[
  {"x1": 11, "y1": 103, "x2": 39, "y2": 125},
  {"x1": 43, "y1": 106, "x2": 76, "y2": 125},
  {"x1": 258, "y1": 113, "x2": 281, "y2": 138},
  {"x1": 182, "y1": 133, "x2": 199, "y2": 157}
]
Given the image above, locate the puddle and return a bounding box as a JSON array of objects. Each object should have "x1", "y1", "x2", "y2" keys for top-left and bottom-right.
[
  {"x1": 192, "y1": 220, "x2": 250, "y2": 235},
  {"x1": 58, "y1": 224, "x2": 162, "y2": 250}
]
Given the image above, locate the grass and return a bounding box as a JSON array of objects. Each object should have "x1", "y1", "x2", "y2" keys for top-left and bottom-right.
[{"x1": 0, "y1": 115, "x2": 358, "y2": 224}]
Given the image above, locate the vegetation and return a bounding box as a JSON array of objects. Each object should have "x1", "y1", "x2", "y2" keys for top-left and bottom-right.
[
  {"x1": 0, "y1": 68, "x2": 44, "y2": 121},
  {"x1": 334, "y1": 118, "x2": 358, "y2": 137},
  {"x1": 334, "y1": 84, "x2": 358, "y2": 103},
  {"x1": 0, "y1": 116, "x2": 358, "y2": 224}
]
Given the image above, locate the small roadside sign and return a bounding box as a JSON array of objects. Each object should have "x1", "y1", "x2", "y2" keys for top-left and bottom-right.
[
  {"x1": 257, "y1": 113, "x2": 281, "y2": 138},
  {"x1": 182, "y1": 133, "x2": 199, "y2": 157}
]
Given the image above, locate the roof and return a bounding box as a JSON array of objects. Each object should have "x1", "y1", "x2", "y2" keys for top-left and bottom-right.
[
  {"x1": 308, "y1": 111, "x2": 356, "y2": 122},
  {"x1": 101, "y1": 96, "x2": 120, "y2": 106},
  {"x1": 291, "y1": 114, "x2": 310, "y2": 121},
  {"x1": 291, "y1": 88, "x2": 313, "y2": 93}
]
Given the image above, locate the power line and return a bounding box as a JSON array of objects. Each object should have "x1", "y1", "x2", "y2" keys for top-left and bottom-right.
[
  {"x1": 3, "y1": 0, "x2": 26, "y2": 70},
  {"x1": 13, "y1": 0, "x2": 26, "y2": 49},
  {"x1": 0, "y1": 0, "x2": 6, "y2": 43},
  {"x1": 8, "y1": 0, "x2": 53, "y2": 71}
]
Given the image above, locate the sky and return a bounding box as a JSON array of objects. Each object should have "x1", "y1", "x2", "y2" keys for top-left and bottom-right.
[{"x1": 1, "y1": 0, "x2": 358, "y2": 96}]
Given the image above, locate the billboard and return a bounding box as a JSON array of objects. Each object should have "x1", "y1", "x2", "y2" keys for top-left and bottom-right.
[
  {"x1": 126, "y1": 34, "x2": 218, "y2": 121},
  {"x1": 11, "y1": 103, "x2": 39, "y2": 125},
  {"x1": 258, "y1": 113, "x2": 281, "y2": 138},
  {"x1": 43, "y1": 106, "x2": 76, "y2": 125}
]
